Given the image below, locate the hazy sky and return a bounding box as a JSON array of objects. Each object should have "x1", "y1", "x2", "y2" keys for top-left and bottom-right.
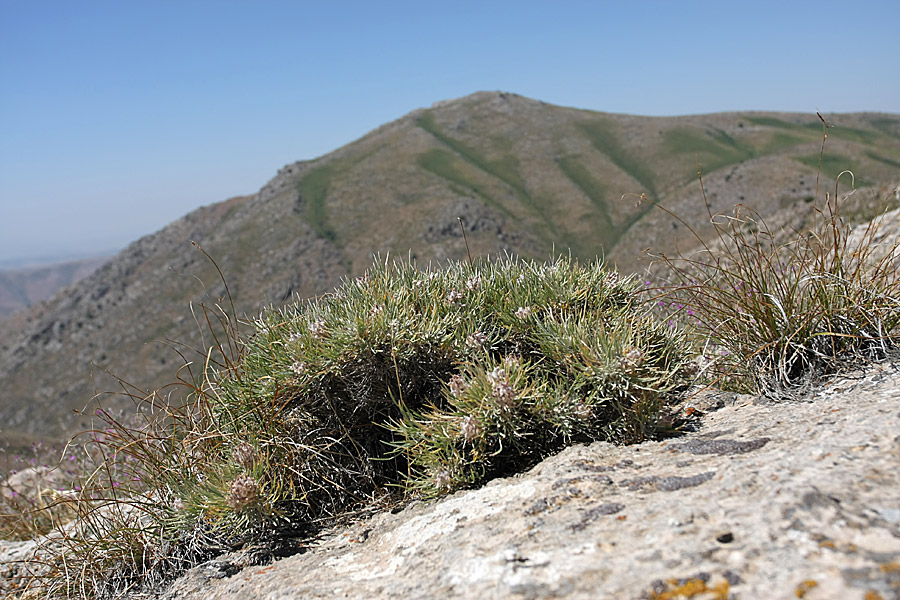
[{"x1": 1, "y1": 0, "x2": 898, "y2": 264}]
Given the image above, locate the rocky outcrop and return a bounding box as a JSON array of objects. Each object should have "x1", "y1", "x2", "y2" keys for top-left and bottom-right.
[{"x1": 150, "y1": 361, "x2": 900, "y2": 600}]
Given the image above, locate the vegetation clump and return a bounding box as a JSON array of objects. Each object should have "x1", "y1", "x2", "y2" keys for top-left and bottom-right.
[
  {"x1": 652, "y1": 174, "x2": 900, "y2": 396},
  {"x1": 19, "y1": 255, "x2": 694, "y2": 597}
]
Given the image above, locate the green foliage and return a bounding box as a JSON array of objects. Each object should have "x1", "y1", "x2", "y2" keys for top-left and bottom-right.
[
  {"x1": 578, "y1": 120, "x2": 658, "y2": 197},
  {"x1": 417, "y1": 111, "x2": 562, "y2": 242},
  {"x1": 297, "y1": 163, "x2": 338, "y2": 241},
  {"x1": 802, "y1": 121, "x2": 885, "y2": 145},
  {"x1": 417, "y1": 112, "x2": 529, "y2": 198},
  {"x1": 794, "y1": 153, "x2": 862, "y2": 185},
  {"x1": 743, "y1": 115, "x2": 797, "y2": 129},
  {"x1": 868, "y1": 117, "x2": 900, "y2": 140},
  {"x1": 27, "y1": 255, "x2": 694, "y2": 597},
  {"x1": 417, "y1": 148, "x2": 509, "y2": 214},
  {"x1": 866, "y1": 151, "x2": 900, "y2": 170},
  {"x1": 761, "y1": 131, "x2": 808, "y2": 153},
  {"x1": 663, "y1": 127, "x2": 756, "y2": 176},
  {"x1": 557, "y1": 157, "x2": 613, "y2": 229},
  {"x1": 242, "y1": 256, "x2": 691, "y2": 499}
]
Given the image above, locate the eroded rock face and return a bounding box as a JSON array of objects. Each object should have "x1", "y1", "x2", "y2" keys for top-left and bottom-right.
[{"x1": 156, "y1": 362, "x2": 900, "y2": 600}]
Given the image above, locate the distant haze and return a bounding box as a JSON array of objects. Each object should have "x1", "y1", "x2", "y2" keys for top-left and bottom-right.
[{"x1": 2, "y1": 0, "x2": 898, "y2": 263}]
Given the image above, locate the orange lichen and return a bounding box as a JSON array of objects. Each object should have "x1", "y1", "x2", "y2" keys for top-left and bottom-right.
[
  {"x1": 647, "y1": 578, "x2": 730, "y2": 600},
  {"x1": 795, "y1": 579, "x2": 818, "y2": 598}
]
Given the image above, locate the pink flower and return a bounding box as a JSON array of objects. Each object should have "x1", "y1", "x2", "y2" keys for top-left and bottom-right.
[
  {"x1": 466, "y1": 331, "x2": 487, "y2": 348},
  {"x1": 448, "y1": 374, "x2": 468, "y2": 397}
]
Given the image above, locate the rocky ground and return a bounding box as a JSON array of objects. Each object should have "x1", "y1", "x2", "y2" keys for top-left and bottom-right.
[
  {"x1": 161, "y1": 361, "x2": 900, "y2": 600},
  {"x1": 4, "y1": 361, "x2": 899, "y2": 599}
]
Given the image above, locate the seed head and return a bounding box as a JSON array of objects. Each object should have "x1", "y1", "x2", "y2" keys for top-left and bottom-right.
[
  {"x1": 447, "y1": 290, "x2": 464, "y2": 304},
  {"x1": 233, "y1": 442, "x2": 258, "y2": 469},
  {"x1": 227, "y1": 474, "x2": 259, "y2": 510},
  {"x1": 458, "y1": 415, "x2": 483, "y2": 442},
  {"x1": 515, "y1": 306, "x2": 532, "y2": 320},
  {"x1": 618, "y1": 347, "x2": 644, "y2": 372}
]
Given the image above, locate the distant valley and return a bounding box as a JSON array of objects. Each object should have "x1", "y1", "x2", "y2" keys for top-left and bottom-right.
[
  {"x1": 0, "y1": 256, "x2": 111, "y2": 322},
  {"x1": 1, "y1": 91, "x2": 898, "y2": 444}
]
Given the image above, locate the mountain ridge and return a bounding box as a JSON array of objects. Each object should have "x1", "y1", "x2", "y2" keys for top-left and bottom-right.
[
  {"x1": 1, "y1": 91, "x2": 898, "y2": 441},
  {"x1": 0, "y1": 256, "x2": 110, "y2": 322}
]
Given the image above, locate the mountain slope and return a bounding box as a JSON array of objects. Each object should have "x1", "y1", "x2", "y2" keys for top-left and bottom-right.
[
  {"x1": 0, "y1": 257, "x2": 110, "y2": 322},
  {"x1": 1, "y1": 91, "x2": 898, "y2": 440}
]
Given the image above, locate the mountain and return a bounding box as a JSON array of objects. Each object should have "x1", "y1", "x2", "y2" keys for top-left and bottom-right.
[
  {"x1": 1, "y1": 91, "x2": 899, "y2": 442},
  {"x1": 0, "y1": 256, "x2": 110, "y2": 322}
]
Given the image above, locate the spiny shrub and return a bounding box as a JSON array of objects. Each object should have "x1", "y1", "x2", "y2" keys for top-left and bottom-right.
[{"x1": 35, "y1": 255, "x2": 695, "y2": 597}]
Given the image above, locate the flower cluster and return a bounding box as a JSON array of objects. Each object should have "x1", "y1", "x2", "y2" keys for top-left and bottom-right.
[
  {"x1": 233, "y1": 443, "x2": 257, "y2": 469},
  {"x1": 487, "y1": 367, "x2": 516, "y2": 409},
  {"x1": 290, "y1": 361, "x2": 306, "y2": 376},
  {"x1": 432, "y1": 469, "x2": 453, "y2": 491},
  {"x1": 227, "y1": 474, "x2": 259, "y2": 510},
  {"x1": 458, "y1": 415, "x2": 483, "y2": 442},
  {"x1": 309, "y1": 319, "x2": 328, "y2": 339},
  {"x1": 466, "y1": 330, "x2": 487, "y2": 349},
  {"x1": 618, "y1": 347, "x2": 644, "y2": 372},
  {"x1": 448, "y1": 374, "x2": 468, "y2": 397}
]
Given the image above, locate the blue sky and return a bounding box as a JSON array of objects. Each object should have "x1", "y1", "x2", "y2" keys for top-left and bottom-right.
[{"x1": 1, "y1": 0, "x2": 898, "y2": 264}]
